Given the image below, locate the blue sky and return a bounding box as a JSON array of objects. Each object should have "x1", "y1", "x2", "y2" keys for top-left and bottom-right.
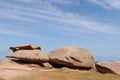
[{"x1": 0, "y1": 0, "x2": 120, "y2": 61}]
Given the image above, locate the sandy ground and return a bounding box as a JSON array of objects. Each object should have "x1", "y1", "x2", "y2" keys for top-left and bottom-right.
[
  {"x1": 0, "y1": 60, "x2": 55, "y2": 80},
  {"x1": 0, "y1": 68, "x2": 56, "y2": 80},
  {"x1": 0, "y1": 68, "x2": 30, "y2": 80}
]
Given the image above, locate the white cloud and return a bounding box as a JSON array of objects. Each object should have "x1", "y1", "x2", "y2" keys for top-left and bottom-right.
[
  {"x1": 17, "y1": 0, "x2": 79, "y2": 4},
  {"x1": 49, "y1": 0, "x2": 72, "y2": 3},
  {"x1": 0, "y1": 28, "x2": 31, "y2": 37},
  {"x1": 49, "y1": 0, "x2": 79, "y2": 4},
  {"x1": 0, "y1": 0, "x2": 120, "y2": 37},
  {"x1": 16, "y1": 0, "x2": 39, "y2": 3},
  {"x1": 0, "y1": 25, "x2": 50, "y2": 40},
  {"x1": 0, "y1": 12, "x2": 38, "y2": 22},
  {"x1": 88, "y1": 0, "x2": 120, "y2": 9},
  {"x1": 106, "y1": 0, "x2": 120, "y2": 9}
]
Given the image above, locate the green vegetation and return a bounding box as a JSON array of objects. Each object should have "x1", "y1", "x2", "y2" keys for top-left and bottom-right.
[{"x1": 13, "y1": 69, "x2": 120, "y2": 80}]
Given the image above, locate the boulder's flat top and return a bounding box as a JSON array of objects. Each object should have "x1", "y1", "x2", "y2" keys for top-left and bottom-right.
[{"x1": 0, "y1": 68, "x2": 120, "y2": 80}]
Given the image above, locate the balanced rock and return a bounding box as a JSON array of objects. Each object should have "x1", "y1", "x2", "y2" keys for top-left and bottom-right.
[
  {"x1": 49, "y1": 46, "x2": 95, "y2": 70},
  {"x1": 6, "y1": 50, "x2": 49, "y2": 63},
  {"x1": 10, "y1": 44, "x2": 41, "y2": 52},
  {"x1": 96, "y1": 61, "x2": 120, "y2": 75}
]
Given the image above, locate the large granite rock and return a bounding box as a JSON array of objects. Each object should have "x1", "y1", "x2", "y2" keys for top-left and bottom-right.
[
  {"x1": 6, "y1": 50, "x2": 49, "y2": 63},
  {"x1": 96, "y1": 61, "x2": 120, "y2": 75},
  {"x1": 49, "y1": 46, "x2": 95, "y2": 70},
  {"x1": 10, "y1": 44, "x2": 41, "y2": 52}
]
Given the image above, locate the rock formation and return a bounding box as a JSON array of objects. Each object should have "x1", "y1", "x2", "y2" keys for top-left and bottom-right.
[
  {"x1": 96, "y1": 61, "x2": 120, "y2": 75},
  {"x1": 6, "y1": 50, "x2": 49, "y2": 63},
  {"x1": 49, "y1": 46, "x2": 95, "y2": 70},
  {"x1": 10, "y1": 44, "x2": 41, "y2": 52},
  {"x1": 6, "y1": 44, "x2": 52, "y2": 69},
  {"x1": 6, "y1": 45, "x2": 96, "y2": 70}
]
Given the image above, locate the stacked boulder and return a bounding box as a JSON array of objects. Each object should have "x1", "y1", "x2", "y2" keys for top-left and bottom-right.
[
  {"x1": 6, "y1": 44, "x2": 51, "y2": 69},
  {"x1": 3, "y1": 44, "x2": 96, "y2": 71},
  {"x1": 6, "y1": 44, "x2": 49, "y2": 63}
]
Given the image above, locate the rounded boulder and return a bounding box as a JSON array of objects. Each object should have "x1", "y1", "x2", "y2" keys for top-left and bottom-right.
[{"x1": 49, "y1": 46, "x2": 95, "y2": 70}]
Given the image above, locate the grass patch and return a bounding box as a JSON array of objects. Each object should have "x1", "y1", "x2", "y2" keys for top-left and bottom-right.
[{"x1": 12, "y1": 69, "x2": 120, "y2": 80}]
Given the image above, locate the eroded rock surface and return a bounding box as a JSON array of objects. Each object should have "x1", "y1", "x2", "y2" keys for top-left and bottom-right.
[
  {"x1": 10, "y1": 44, "x2": 41, "y2": 52},
  {"x1": 96, "y1": 61, "x2": 120, "y2": 75},
  {"x1": 6, "y1": 50, "x2": 49, "y2": 63},
  {"x1": 49, "y1": 46, "x2": 95, "y2": 70}
]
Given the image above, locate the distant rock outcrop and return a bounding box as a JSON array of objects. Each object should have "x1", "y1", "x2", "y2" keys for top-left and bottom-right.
[
  {"x1": 49, "y1": 46, "x2": 95, "y2": 70},
  {"x1": 96, "y1": 61, "x2": 120, "y2": 75}
]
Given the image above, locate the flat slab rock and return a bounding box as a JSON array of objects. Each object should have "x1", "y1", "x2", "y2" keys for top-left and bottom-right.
[
  {"x1": 6, "y1": 50, "x2": 49, "y2": 63},
  {"x1": 10, "y1": 44, "x2": 41, "y2": 52},
  {"x1": 96, "y1": 61, "x2": 120, "y2": 75}
]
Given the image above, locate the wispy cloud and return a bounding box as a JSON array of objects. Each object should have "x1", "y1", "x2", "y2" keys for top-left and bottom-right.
[
  {"x1": 48, "y1": 0, "x2": 80, "y2": 5},
  {"x1": 0, "y1": 25, "x2": 51, "y2": 40},
  {"x1": 0, "y1": 28, "x2": 29, "y2": 37},
  {"x1": 16, "y1": 0, "x2": 39, "y2": 3},
  {"x1": 17, "y1": 0, "x2": 80, "y2": 4},
  {"x1": 0, "y1": 0, "x2": 120, "y2": 37},
  {"x1": 0, "y1": 12, "x2": 38, "y2": 22},
  {"x1": 88, "y1": 0, "x2": 120, "y2": 9},
  {"x1": 0, "y1": 26, "x2": 34, "y2": 37}
]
